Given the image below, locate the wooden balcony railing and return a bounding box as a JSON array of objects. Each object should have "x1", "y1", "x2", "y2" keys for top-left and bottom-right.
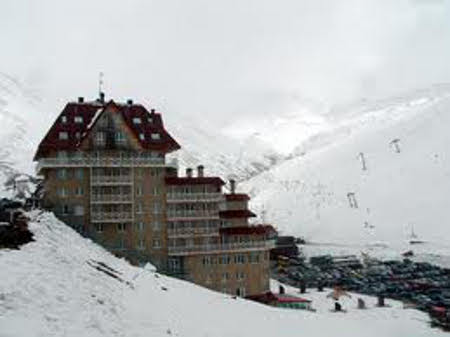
[
  {"x1": 166, "y1": 193, "x2": 224, "y2": 203},
  {"x1": 91, "y1": 194, "x2": 133, "y2": 203},
  {"x1": 167, "y1": 210, "x2": 219, "y2": 220},
  {"x1": 167, "y1": 227, "x2": 219, "y2": 237},
  {"x1": 36, "y1": 156, "x2": 178, "y2": 171},
  {"x1": 91, "y1": 175, "x2": 132, "y2": 185},
  {"x1": 90, "y1": 211, "x2": 133, "y2": 222},
  {"x1": 168, "y1": 239, "x2": 275, "y2": 256}
]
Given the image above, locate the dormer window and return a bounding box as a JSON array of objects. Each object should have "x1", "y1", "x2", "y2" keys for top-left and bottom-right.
[
  {"x1": 74, "y1": 116, "x2": 83, "y2": 124},
  {"x1": 139, "y1": 133, "x2": 145, "y2": 140},
  {"x1": 95, "y1": 132, "x2": 105, "y2": 146},
  {"x1": 151, "y1": 133, "x2": 160, "y2": 140},
  {"x1": 61, "y1": 116, "x2": 67, "y2": 123},
  {"x1": 115, "y1": 131, "x2": 125, "y2": 143},
  {"x1": 59, "y1": 132, "x2": 69, "y2": 140},
  {"x1": 133, "y1": 117, "x2": 142, "y2": 124}
]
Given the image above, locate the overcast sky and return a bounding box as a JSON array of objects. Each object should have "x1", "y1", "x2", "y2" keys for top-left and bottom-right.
[{"x1": 1, "y1": 0, "x2": 450, "y2": 123}]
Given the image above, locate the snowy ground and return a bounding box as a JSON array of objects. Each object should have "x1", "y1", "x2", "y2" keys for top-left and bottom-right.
[{"x1": 0, "y1": 211, "x2": 447, "y2": 337}]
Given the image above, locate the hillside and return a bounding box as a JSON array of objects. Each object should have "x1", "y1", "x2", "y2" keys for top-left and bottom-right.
[
  {"x1": 0, "y1": 211, "x2": 443, "y2": 337},
  {"x1": 242, "y1": 85, "x2": 450, "y2": 258}
]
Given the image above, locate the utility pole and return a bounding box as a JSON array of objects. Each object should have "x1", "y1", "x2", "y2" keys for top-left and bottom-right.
[{"x1": 358, "y1": 152, "x2": 367, "y2": 171}]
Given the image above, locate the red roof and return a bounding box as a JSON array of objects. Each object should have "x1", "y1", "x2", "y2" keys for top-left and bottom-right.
[
  {"x1": 225, "y1": 193, "x2": 250, "y2": 201},
  {"x1": 220, "y1": 225, "x2": 275, "y2": 236},
  {"x1": 34, "y1": 100, "x2": 181, "y2": 159},
  {"x1": 247, "y1": 291, "x2": 311, "y2": 304},
  {"x1": 165, "y1": 176, "x2": 226, "y2": 186},
  {"x1": 219, "y1": 210, "x2": 256, "y2": 219},
  {"x1": 273, "y1": 294, "x2": 311, "y2": 303}
]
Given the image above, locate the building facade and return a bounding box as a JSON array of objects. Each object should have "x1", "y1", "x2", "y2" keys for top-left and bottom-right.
[{"x1": 34, "y1": 95, "x2": 275, "y2": 296}]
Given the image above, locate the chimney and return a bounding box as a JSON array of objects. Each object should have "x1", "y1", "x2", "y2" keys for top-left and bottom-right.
[
  {"x1": 127, "y1": 99, "x2": 133, "y2": 105},
  {"x1": 197, "y1": 165, "x2": 204, "y2": 177},
  {"x1": 150, "y1": 108, "x2": 156, "y2": 114},
  {"x1": 230, "y1": 179, "x2": 236, "y2": 194},
  {"x1": 186, "y1": 168, "x2": 193, "y2": 178},
  {"x1": 99, "y1": 92, "x2": 105, "y2": 103},
  {"x1": 78, "y1": 97, "x2": 84, "y2": 103}
]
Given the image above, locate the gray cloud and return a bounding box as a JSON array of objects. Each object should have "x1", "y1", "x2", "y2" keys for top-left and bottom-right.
[{"x1": 1, "y1": 0, "x2": 449, "y2": 124}]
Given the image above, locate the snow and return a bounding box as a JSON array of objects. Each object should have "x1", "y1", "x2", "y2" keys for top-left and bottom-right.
[
  {"x1": 0, "y1": 211, "x2": 446, "y2": 336},
  {"x1": 242, "y1": 86, "x2": 450, "y2": 263}
]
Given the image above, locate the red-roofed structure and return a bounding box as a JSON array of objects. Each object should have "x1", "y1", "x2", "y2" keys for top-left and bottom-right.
[
  {"x1": 35, "y1": 94, "x2": 275, "y2": 299},
  {"x1": 34, "y1": 100, "x2": 180, "y2": 160}
]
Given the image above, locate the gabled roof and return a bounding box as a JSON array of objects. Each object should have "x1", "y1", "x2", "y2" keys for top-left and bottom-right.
[
  {"x1": 165, "y1": 176, "x2": 226, "y2": 186},
  {"x1": 34, "y1": 99, "x2": 181, "y2": 160}
]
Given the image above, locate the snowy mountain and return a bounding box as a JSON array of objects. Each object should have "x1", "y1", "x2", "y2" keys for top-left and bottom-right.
[
  {"x1": 241, "y1": 85, "x2": 450, "y2": 255},
  {"x1": 0, "y1": 211, "x2": 442, "y2": 337}
]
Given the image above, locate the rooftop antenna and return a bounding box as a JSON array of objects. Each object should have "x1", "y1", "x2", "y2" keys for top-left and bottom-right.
[{"x1": 98, "y1": 72, "x2": 105, "y2": 101}]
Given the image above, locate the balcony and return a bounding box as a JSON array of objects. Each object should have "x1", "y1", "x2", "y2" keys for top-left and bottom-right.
[
  {"x1": 90, "y1": 211, "x2": 133, "y2": 223},
  {"x1": 36, "y1": 156, "x2": 178, "y2": 171},
  {"x1": 167, "y1": 227, "x2": 219, "y2": 238},
  {"x1": 167, "y1": 210, "x2": 219, "y2": 221},
  {"x1": 168, "y1": 239, "x2": 276, "y2": 256},
  {"x1": 91, "y1": 194, "x2": 133, "y2": 204},
  {"x1": 91, "y1": 175, "x2": 132, "y2": 185},
  {"x1": 166, "y1": 193, "x2": 224, "y2": 203}
]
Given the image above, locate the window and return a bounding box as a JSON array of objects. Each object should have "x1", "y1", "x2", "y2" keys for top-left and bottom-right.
[
  {"x1": 147, "y1": 117, "x2": 153, "y2": 123},
  {"x1": 153, "y1": 219, "x2": 161, "y2": 231},
  {"x1": 96, "y1": 224, "x2": 104, "y2": 233},
  {"x1": 74, "y1": 116, "x2": 83, "y2": 123},
  {"x1": 61, "y1": 116, "x2": 67, "y2": 123},
  {"x1": 95, "y1": 132, "x2": 105, "y2": 146},
  {"x1": 75, "y1": 169, "x2": 84, "y2": 180},
  {"x1": 136, "y1": 202, "x2": 143, "y2": 213},
  {"x1": 236, "y1": 287, "x2": 246, "y2": 297},
  {"x1": 136, "y1": 186, "x2": 143, "y2": 196},
  {"x1": 115, "y1": 131, "x2": 125, "y2": 143},
  {"x1": 250, "y1": 253, "x2": 260, "y2": 264},
  {"x1": 118, "y1": 237, "x2": 125, "y2": 250},
  {"x1": 219, "y1": 255, "x2": 230, "y2": 265},
  {"x1": 57, "y1": 169, "x2": 67, "y2": 180},
  {"x1": 234, "y1": 254, "x2": 245, "y2": 264},
  {"x1": 152, "y1": 239, "x2": 161, "y2": 249},
  {"x1": 222, "y1": 272, "x2": 230, "y2": 282},
  {"x1": 75, "y1": 187, "x2": 84, "y2": 196},
  {"x1": 236, "y1": 272, "x2": 245, "y2": 280},
  {"x1": 168, "y1": 258, "x2": 180, "y2": 272},
  {"x1": 151, "y1": 133, "x2": 160, "y2": 140},
  {"x1": 57, "y1": 151, "x2": 68, "y2": 158},
  {"x1": 59, "y1": 131, "x2": 69, "y2": 140},
  {"x1": 75, "y1": 132, "x2": 81, "y2": 139},
  {"x1": 152, "y1": 187, "x2": 160, "y2": 195},
  {"x1": 74, "y1": 205, "x2": 84, "y2": 216},
  {"x1": 133, "y1": 117, "x2": 142, "y2": 124},
  {"x1": 202, "y1": 256, "x2": 211, "y2": 266},
  {"x1": 153, "y1": 202, "x2": 161, "y2": 214},
  {"x1": 58, "y1": 187, "x2": 68, "y2": 197},
  {"x1": 61, "y1": 204, "x2": 69, "y2": 215},
  {"x1": 139, "y1": 133, "x2": 145, "y2": 140},
  {"x1": 137, "y1": 239, "x2": 145, "y2": 250},
  {"x1": 136, "y1": 222, "x2": 145, "y2": 231},
  {"x1": 117, "y1": 223, "x2": 126, "y2": 232}
]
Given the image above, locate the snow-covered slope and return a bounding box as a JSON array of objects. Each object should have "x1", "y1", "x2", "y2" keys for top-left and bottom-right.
[
  {"x1": 165, "y1": 114, "x2": 284, "y2": 181},
  {"x1": 242, "y1": 85, "x2": 450, "y2": 252},
  {"x1": 0, "y1": 211, "x2": 444, "y2": 337}
]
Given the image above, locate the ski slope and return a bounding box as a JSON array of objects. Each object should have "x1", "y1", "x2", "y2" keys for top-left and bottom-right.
[
  {"x1": 0, "y1": 211, "x2": 444, "y2": 337},
  {"x1": 242, "y1": 86, "x2": 450, "y2": 254}
]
